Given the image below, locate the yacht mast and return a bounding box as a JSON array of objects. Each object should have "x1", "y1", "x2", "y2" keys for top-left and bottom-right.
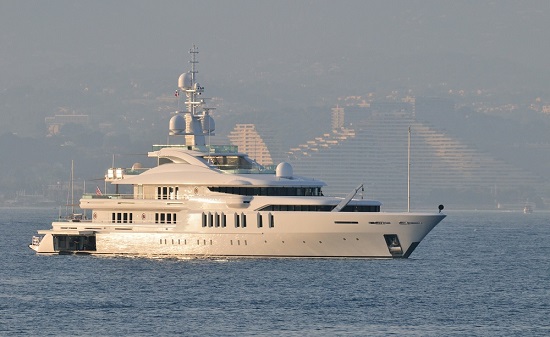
[
  {"x1": 408, "y1": 126, "x2": 411, "y2": 212},
  {"x1": 71, "y1": 159, "x2": 74, "y2": 215}
]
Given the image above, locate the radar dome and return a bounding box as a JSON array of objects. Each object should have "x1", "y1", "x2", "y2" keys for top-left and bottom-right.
[
  {"x1": 169, "y1": 114, "x2": 186, "y2": 135},
  {"x1": 201, "y1": 114, "x2": 215, "y2": 134},
  {"x1": 178, "y1": 72, "x2": 192, "y2": 89},
  {"x1": 276, "y1": 162, "x2": 293, "y2": 179},
  {"x1": 131, "y1": 162, "x2": 143, "y2": 170}
]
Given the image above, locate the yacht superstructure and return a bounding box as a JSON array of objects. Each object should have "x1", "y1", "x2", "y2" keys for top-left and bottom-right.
[{"x1": 30, "y1": 46, "x2": 445, "y2": 258}]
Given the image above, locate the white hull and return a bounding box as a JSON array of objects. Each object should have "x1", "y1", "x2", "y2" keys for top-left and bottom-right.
[{"x1": 31, "y1": 212, "x2": 444, "y2": 258}]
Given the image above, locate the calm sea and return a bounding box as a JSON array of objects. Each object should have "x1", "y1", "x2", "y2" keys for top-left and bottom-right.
[{"x1": 0, "y1": 208, "x2": 548, "y2": 336}]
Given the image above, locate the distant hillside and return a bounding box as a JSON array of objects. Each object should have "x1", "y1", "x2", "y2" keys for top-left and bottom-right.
[{"x1": 2, "y1": 54, "x2": 550, "y2": 205}]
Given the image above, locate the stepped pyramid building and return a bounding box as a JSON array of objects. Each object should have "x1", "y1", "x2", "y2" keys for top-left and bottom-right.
[
  {"x1": 287, "y1": 105, "x2": 541, "y2": 210},
  {"x1": 227, "y1": 124, "x2": 274, "y2": 166}
]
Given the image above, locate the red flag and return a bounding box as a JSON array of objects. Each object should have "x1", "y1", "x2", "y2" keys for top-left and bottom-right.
[{"x1": 96, "y1": 186, "x2": 102, "y2": 196}]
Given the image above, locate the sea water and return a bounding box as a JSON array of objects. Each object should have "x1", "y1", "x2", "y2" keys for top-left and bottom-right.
[{"x1": 0, "y1": 208, "x2": 548, "y2": 336}]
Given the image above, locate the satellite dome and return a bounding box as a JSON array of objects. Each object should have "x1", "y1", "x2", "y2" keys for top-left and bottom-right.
[
  {"x1": 276, "y1": 162, "x2": 293, "y2": 179},
  {"x1": 131, "y1": 162, "x2": 143, "y2": 170},
  {"x1": 169, "y1": 114, "x2": 186, "y2": 135},
  {"x1": 178, "y1": 72, "x2": 192, "y2": 89},
  {"x1": 201, "y1": 114, "x2": 215, "y2": 134}
]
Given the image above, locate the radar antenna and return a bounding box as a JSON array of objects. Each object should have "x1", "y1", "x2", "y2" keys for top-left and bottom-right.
[
  {"x1": 169, "y1": 45, "x2": 215, "y2": 146},
  {"x1": 189, "y1": 45, "x2": 199, "y2": 85}
]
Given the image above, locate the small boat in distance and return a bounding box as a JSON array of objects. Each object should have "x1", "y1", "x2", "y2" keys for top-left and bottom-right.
[
  {"x1": 523, "y1": 204, "x2": 533, "y2": 214},
  {"x1": 29, "y1": 46, "x2": 446, "y2": 258}
]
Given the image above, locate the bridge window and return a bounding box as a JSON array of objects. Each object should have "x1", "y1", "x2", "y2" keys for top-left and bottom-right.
[
  {"x1": 257, "y1": 205, "x2": 379, "y2": 212},
  {"x1": 208, "y1": 186, "x2": 323, "y2": 197}
]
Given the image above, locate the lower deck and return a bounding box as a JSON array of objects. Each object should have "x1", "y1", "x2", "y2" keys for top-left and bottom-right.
[
  {"x1": 31, "y1": 211, "x2": 445, "y2": 258},
  {"x1": 31, "y1": 229, "x2": 425, "y2": 258}
]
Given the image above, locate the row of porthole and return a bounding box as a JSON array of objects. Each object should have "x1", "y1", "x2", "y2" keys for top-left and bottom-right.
[
  {"x1": 159, "y1": 239, "x2": 212, "y2": 245},
  {"x1": 159, "y1": 238, "x2": 362, "y2": 245}
]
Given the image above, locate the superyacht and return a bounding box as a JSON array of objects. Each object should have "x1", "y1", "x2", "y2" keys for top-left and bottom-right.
[{"x1": 30, "y1": 46, "x2": 445, "y2": 258}]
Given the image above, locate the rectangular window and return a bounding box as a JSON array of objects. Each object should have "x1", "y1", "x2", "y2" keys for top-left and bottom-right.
[
  {"x1": 117, "y1": 213, "x2": 122, "y2": 223},
  {"x1": 202, "y1": 212, "x2": 207, "y2": 227},
  {"x1": 241, "y1": 213, "x2": 247, "y2": 228},
  {"x1": 257, "y1": 213, "x2": 263, "y2": 228},
  {"x1": 221, "y1": 213, "x2": 226, "y2": 228},
  {"x1": 112, "y1": 213, "x2": 116, "y2": 223},
  {"x1": 269, "y1": 213, "x2": 274, "y2": 228},
  {"x1": 123, "y1": 213, "x2": 128, "y2": 223},
  {"x1": 235, "y1": 213, "x2": 240, "y2": 228}
]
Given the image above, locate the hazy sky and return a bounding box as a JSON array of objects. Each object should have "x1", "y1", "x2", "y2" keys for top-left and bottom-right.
[{"x1": 1, "y1": 0, "x2": 549, "y2": 88}]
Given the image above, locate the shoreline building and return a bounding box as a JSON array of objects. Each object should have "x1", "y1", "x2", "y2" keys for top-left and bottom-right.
[
  {"x1": 287, "y1": 104, "x2": 542, "y2": 210},
  {"x1": 227, "y1": 124, "x2": 274, "y2": 166},
  {"x1": 45, "y1": 114, "x2": 89, "y2": 136}
]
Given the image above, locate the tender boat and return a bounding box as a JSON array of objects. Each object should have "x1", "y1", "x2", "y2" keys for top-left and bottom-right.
[{"x1": 30, "y1": 46, "x2": 446, "y2": 258}]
